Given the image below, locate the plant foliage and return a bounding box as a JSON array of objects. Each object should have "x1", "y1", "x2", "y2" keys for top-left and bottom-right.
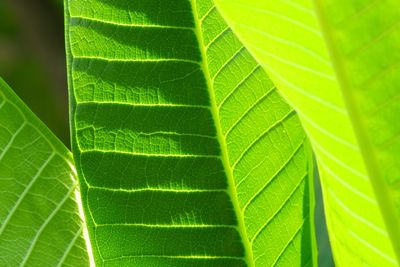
[
  {"x1": 64, "y1": 0, "x2": 316, "y2": 266},
  {"x1": 0, "y1": 78, "x2": 89, "y2": 266},
  {"x1": 214, "y1": 0, "x2": 400, "y2": 265}
]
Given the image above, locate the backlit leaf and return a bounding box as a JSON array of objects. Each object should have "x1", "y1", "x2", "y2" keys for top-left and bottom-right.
[
  {"x1": 214, "y1": 0, "x2": 400, "y2": 265},
  {"x1": 64, "y1": 0, "x2": 316, "y2": 266},
  {"x1": 0, "y1": 77, "x2": 89, "y2": 266}
]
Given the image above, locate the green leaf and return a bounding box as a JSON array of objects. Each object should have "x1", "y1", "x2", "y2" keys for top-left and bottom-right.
[
  {"x1": 214, "y1": 0, "x2": 400, "y2": 265},
  {"x1": 0, "y1": 77, "x2": 89, "y2": 266},
  {"x1": 65, "y1": 0, "x2": 316, "y2": 266}
]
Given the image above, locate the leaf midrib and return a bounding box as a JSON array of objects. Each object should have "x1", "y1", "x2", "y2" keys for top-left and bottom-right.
[
  {"x1": 312, "y1": 0, "x2": 400, "y2": 263},
  {"x1": 189, "y1": 0, "x2": 254, "y2": 266}
]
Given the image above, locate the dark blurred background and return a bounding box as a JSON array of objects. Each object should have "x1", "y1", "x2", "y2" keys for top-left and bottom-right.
[
  {"x1": 0, "y1": 1, "x2": 334, "y2": 265},
  {"x1": 0, "y1": 0, "x2": 69, "y2": 146}
]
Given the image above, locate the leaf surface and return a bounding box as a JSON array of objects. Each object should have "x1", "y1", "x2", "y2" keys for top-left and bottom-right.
[
  {"x1": 214, "y1": 0, "x2": 400, "y2": 265},
  {"x1": 0, "y1": 78, "x2": 89, "y2": 266},
  {"x1": 65, "y1": 0, "x2": 316, "y2": 266}
]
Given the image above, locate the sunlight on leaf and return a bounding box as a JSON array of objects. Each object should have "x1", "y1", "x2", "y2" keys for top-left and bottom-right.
[
  {"x1": 64, "y1": 0, "x2": 316, "y2": 265},
  {"x1": 0, "y1": 77, "x2": 89, "y2": 266},
  {"x1": 214, "y1": 0, "x2": 400, "y2": 265}
]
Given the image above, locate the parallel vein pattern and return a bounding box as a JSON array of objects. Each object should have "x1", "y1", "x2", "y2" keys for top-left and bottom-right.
[
  {"x1": 66, "y1": 0, "x2": 314, "y2": 266},
  {"x1": 214, "y1": 0, "x2": 400, "y2": 266},
  {"x1": 196, "y1": 1, "x2": 315, "y2": 266},
  {"x1": 0, "y1": 78, "x2": 89, "y2": 266},
  {"x1": 66, "y1": 0, "x2": 245, "y2": 265}
]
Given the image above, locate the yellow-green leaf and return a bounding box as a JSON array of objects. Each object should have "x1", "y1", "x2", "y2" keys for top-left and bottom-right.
[
  {"x1": 0, "y1": 77, "x2": 89, "y2": 266},
  {"x1": 214, "y1": 0, "x2": 400, "y2": 265}
]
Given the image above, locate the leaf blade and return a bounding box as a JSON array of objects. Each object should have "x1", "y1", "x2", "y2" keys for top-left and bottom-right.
[
  {"x1": 0, "y1": 78, "x2": 89, "y2": 266},
  {"x1": 195, "y1": 1, "x2": 317, "y2": 266},
  {"x1": 214, "y1": 0, "x2": 400, "y2": 265},
  {"x1": 65, "y1": 0, "x2": 316, "y2": 266}
]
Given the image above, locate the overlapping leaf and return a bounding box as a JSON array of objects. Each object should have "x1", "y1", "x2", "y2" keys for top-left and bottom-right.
[
  {"x1": 214, "y1": 0, "x2": 400, "y2": 265},
  {"x1": 65, "y1": 0, "x2": 316, "y2": 266},
  {"x1": 0, "y1": 78, "x2": 89, "y2": 266}
]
